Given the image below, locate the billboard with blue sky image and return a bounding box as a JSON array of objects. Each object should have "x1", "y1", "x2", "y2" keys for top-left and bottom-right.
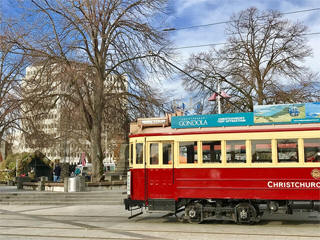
[
  {"x1": 254, "y1": 102, "x2": 320, "y2": 124},
  {"x1": 306, "y1": 102, "x2": 320, "y2": 118}
]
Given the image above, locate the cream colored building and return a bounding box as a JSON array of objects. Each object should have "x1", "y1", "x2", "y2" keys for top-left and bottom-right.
[{"x1": 13, "y1": 65, "x2": 127, "y2": 165}]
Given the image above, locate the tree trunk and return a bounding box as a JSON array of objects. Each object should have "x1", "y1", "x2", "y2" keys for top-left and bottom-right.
[
  {"x1": 90, "y1": 120, "x2": 104, "y2": 182},
  {"x1": 256, "y1": 77, "x2": 264, "y2": 105}
]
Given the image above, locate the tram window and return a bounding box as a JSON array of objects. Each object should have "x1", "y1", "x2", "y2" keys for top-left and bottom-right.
[
  {"x1": 202, "y1": 141, "x2": 221, "y2": 163},
  {"x1": 304, "y1": 138, "x2": 320, "y2": 162},
  {"x1": 251, "y1": 140, "x2": 272, "y2": 163},
  {"x1": 277, "y1": 139, "x2": 298, "y2": 163},
  {"x1": 136, "y1": 143, "x2": 143, "y2": 164},
  {"x1": 179, "y1": 142, "x2": 198, "y2": 164},
  {"x1": 129, "y1": 143, "x2": 133, "y2": 165},
  {"x1": 150, "y1": 143, "x2": 159, "y2": 165},
  {"x1": 163, "y1": 142, "x2": 173, "y2": 165},
  {"x1": 226, "y1": 140, "x2": 246, "y2": 163}
]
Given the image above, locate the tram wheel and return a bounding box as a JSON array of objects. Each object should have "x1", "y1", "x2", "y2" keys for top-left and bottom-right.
[
  {"x1": 177, "y1": 214, "x2": 185, "y2": 223},
  {"x1": 185, "y1": 203, "x2": 202, "y2": 223},
  {"x1": 235, "y1": 202, "x2": 258, "y2": 224}
]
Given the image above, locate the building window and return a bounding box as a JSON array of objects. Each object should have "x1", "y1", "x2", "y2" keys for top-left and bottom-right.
[
  {"x1": 226, "y1": 140, "x2": 246, "y2": 163},
  {"x1": 277, "y1": 139, "x2": 298, "y2": 162},
  {"x1": 149, "y1": 143, "x2": 159, "y2": 165},
  {"x1": 162, "y1": 142, "x2": 173, "y2": 165},
  {"x1": 251, "y1": 140, "x2": 272, "y2": 163},
  {"x1": 136, "y1": 143, "x2": 143, "y2": 164},
  {"x1": 202, "y1": 141, "x2": 221, "y2": 163},
  {"x1": 304, "y1": 138, "x2": 320, "y2": 162},
  {"x1": 179, "y1": 141, "x2": 198, "y2": 164}
]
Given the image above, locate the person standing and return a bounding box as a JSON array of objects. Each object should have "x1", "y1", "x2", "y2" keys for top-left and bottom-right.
[
  {"x1": 53, "y1": 163, "x2": 61, "y2": 182},
  {"x1": 74, "y1": 166, "x2": 81, "y2": 176}
]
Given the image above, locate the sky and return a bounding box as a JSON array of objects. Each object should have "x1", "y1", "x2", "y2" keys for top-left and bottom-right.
[
  {"x1": 1, "y1": 0, "x2": 319, "y2": 108},
  {"x1": 162, "y1": 0, "x2": 320, "y2": 101}
]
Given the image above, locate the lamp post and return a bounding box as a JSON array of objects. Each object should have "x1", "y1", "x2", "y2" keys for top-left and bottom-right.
[
  {"x1": 16, "y1": 158, "x2": 18, "y2": 177},
  {"x1": 208, "y1": 79, "x2": 231, "y2": 114}
]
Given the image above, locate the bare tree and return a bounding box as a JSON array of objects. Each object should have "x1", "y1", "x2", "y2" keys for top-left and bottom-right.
[
  {"x1": 0, "y1": 31, "x2": 25, "y2": 142},
  {"x1": 9, "y1": 0, "x2": 171, "y2": 181},
  {"x1": 183, "y1": 7, "x2": 318, "y2": 113}
]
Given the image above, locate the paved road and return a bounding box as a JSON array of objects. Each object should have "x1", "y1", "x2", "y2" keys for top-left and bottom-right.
[{"x1": 0, "y1": 204, "x2": 319, "y2": 240}]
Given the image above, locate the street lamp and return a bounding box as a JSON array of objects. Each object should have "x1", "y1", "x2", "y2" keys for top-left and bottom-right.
[
  {"x1": 208, "y1": 80, "x2": 231, "y2": 114},
  {"x1": 16, "y1": 158, "x2": 18, "y2": 177}
]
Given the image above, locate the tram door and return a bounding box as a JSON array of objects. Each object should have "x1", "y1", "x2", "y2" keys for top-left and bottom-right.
[{"x1": 146, "y1": 142, "x2": 175, "y2": 200}]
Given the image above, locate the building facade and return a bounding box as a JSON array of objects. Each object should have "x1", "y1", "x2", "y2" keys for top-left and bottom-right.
[{"x1": 13, "y1": 65, "x2": 128, "y2": 165}]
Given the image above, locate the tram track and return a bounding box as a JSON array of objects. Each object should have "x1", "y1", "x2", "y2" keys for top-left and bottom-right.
[
  {"x1": 0, "y1": 225, "x2": 319, "y2": 239},
  {"x1": 0, "y1": 233, "x2": 165, "y2": 240}
]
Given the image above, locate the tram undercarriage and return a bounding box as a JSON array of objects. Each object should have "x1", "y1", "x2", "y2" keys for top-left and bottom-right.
[{"x1": 125, "y1": 198, "x2": 320, "y2": 224}]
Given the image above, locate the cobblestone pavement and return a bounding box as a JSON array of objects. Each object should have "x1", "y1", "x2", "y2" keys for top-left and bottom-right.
[{"x1": 0, "y1": 203, "x2": 319, "y2": 240}]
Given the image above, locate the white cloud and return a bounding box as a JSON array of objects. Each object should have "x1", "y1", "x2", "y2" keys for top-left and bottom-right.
[{"x1": 172, "y1": 0, "x2": 214, "y2": 17}]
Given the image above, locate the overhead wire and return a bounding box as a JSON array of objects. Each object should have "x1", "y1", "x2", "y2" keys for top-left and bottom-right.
[
  {"x1": 162, "y1": 7, "x2": 320, "y2": 32},
  {"x1": 170, "y1": 32, "x2": 320, "y2": 50}
]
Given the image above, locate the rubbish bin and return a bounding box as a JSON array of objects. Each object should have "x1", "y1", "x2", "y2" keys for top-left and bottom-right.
[{"x1": 68, "y1": 176, "x2": 86, "y2": 192}]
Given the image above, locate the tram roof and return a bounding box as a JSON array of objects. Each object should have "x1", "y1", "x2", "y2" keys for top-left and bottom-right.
[
  {"x1": 129, "y1": 122, "x2": 320, "y2": 137},
  {"x1": 130, "y1": 102, "x2": 320, "y2": 137}
]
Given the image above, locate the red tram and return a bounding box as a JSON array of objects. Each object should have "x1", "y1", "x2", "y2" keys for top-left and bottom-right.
[{"x1": 124, "y1": 110, "x2": 320, "y2": 223}]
